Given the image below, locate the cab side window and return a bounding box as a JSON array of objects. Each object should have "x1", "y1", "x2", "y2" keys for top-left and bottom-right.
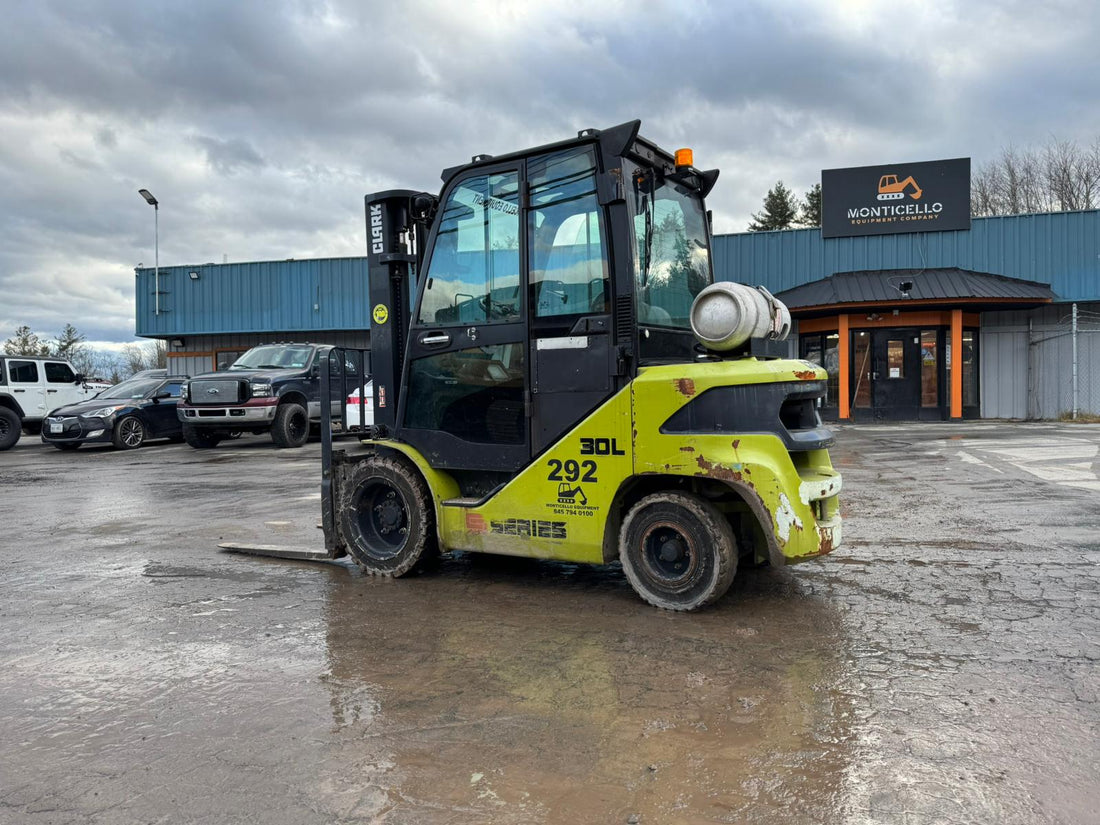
[
  {"x1": 163, "y1": 382, "x2": 184, "y2": 398},
  {"x1": 45, "y1": 362, "x2": 76, "y2": 383},
  {"x1": 417, "y1": 171, "x2": 521, "y2": 326},
  {"x1": 528, "y1": 147, "x2": 609, "y2": 319}
]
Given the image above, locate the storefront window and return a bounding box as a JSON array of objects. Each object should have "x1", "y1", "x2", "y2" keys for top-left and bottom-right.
[
  {"x1": 962, "y1": 330, "x2": 978, "y2": 408},
  {"x1": 799, "y1": 332, "x2": 840, "y2": 409},
  {"x1": 920, "y1": 330, "x2": 938, "y2": 407},
  {"x1": 852, "y1": 331, "x2": 871, "y2": 409},
  {"x1": 824, "y1": 333, "x2": 839, "y2": 407}
]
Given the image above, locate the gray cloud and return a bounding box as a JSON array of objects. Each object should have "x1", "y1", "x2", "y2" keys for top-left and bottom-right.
[{"x1": 2, "y1": 0, "x2": 1099, "y2": 344}]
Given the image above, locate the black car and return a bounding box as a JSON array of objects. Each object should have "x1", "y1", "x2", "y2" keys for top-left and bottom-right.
[{"x1": 41, "y1": 372, "x2": 189, "y2": 450}]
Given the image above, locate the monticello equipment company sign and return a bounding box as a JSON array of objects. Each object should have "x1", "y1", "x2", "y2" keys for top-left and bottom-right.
[{"x1": 822, "y1": 157, "x2": 971, "y2": 239}]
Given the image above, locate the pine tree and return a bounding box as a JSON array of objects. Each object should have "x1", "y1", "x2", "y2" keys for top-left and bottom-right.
[
  {"x1": 799, "y1": 183, "x2": 822, "y2": 227},
  {"x1": 3, "y1": 325, "x2": 52, "y2": 355},
  {"x1": 53, "y1": 324, "x2": 86, "y2": 360},
  {"x1": 748, "y1": 181, "x2": 800, "y2": 231}
]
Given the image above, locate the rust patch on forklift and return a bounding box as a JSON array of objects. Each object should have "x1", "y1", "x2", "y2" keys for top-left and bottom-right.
[
  {"x1": 793, "y1": 369, "x2": 818, "y2": 381},
  {"x1": 676, "y1": 378, "x2": 697, "y2": 397},
  {"x1": 695, "y1": 455, "x2": 744, "y2": 484}
]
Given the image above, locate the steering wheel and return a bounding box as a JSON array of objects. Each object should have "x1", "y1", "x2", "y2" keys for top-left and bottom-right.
[{"x1": 479, "y1": 295, "x2": 516, "y2": 320}]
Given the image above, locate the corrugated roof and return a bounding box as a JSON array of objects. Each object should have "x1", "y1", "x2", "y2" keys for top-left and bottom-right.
[{"x1": 776, "y1": 267, "x2": 1056, "y2": 310}]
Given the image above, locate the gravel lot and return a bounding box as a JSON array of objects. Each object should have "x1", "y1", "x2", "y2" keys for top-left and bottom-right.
[{"x1": 1, "y1": 422, "x2": 1098, "y2": 824}]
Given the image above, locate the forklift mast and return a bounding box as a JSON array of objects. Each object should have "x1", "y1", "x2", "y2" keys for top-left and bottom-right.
[{"x1": 364, "y1": 190, "x2": 437, "y2": 435}]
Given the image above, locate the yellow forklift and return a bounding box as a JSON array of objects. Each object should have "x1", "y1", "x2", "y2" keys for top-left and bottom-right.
[{"x1": 319, "y1": 120, "x2": 842, "y2": 610}]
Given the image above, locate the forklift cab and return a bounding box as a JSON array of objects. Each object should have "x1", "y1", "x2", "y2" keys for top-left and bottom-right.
[{"x1": 370, "y1": 122, "x2": 718, "y2": 474}]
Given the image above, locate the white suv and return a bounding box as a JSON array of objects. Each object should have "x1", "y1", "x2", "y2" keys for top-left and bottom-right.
[{"x1": 0, "y1": 356, "x2": 111, "y2": 450}]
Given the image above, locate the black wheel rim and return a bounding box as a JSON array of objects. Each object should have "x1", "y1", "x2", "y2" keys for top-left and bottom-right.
[
  {"x1": 353, "y1": 480, "x2": 409, "y2": 560},
  {"x1": 638, "y1": 520, "x2": 701, "y2": 590},
  {"x1": 0, "y1": 418, "x2": 9, "y2": 438},
  {"x1": 287, "y1": 410, "x2": 307, "y2": 442}
]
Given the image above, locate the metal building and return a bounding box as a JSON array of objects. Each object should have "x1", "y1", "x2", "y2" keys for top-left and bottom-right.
[
  {"x1": 135, "y1": 210, "x2": 1100, "y2": 421},
  {"x1": 135, "y1": 257, "x2": 372, "y2": 378},
  {"x1": 712, "y1": 209, "x2": 1100, "y2": 420}
]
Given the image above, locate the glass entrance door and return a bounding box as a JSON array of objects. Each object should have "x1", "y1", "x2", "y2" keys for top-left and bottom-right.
[{"x1": 871, "y1": 328, "x2": 921, "y2": 419}]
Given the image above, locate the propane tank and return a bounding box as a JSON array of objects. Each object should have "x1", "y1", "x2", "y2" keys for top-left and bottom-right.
[{"x1": 690, "y1": 282, "x2": 791, "y2": 352}]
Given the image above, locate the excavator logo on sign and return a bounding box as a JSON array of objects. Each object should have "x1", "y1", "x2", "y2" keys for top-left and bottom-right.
[{"x1": 877, "y1": 174, "x2": 922, "y2": 201}]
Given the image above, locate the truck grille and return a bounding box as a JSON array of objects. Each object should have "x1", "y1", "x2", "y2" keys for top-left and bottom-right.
[{"x1": 190, "y1": 378, "x2": 248, "y2": 405}]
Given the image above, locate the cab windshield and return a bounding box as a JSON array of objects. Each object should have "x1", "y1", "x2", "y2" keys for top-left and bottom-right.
[
  {"x1": 230, "y1": 345, "x2": 315, "y2": 370},
  {"x1": 99, "y1": 377, "x2": 163, "y2": 400},
  {"x1": 631, "y1": 167, "x2": 713, "y2": 328}
]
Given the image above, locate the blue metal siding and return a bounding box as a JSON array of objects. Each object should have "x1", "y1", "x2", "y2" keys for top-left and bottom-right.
[
  {"x1": 136, "y1": 257, "x2": 371, "y2": 337},
  {"x1": 713, "y1": 209, "x2": 1100, "y2": 301}
]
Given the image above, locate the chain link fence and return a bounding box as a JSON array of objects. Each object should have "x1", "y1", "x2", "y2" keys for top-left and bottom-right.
[{"x1": 1028, "y1": 304, "x2": 1100, "y2": 419}]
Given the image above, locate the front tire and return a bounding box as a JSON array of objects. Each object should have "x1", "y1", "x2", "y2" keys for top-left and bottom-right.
[
  {"x1": 339, "y1": 454, "x2": 436, "y2": 577},
  {"x1": 0, "y1": 408, "x2": 20, "y2": 451},
  {"x1": 112, "y1": 416, "x2": 146, "y2": 450},
  {"x1": 182, "y1": 423, "x2": 223, "y2": 449},
  {"x1": 619, "y1": 491, "x2": 737, "y2": 611},
  {"x1": 271, "y1": 402, "x2": 309, "y2": 448}
]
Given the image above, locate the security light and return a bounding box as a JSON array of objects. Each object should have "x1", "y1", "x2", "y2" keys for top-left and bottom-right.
[
  {"x1": 138, "y1": 189, "x2": 161, "y2": 314},
  {"x1": 188, "y1": 271, "x2": 200, "y2": 281}
]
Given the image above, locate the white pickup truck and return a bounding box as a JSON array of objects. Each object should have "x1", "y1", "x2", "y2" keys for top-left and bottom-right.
[{"x1": 0, "y1": 355, "x2": 111, "y2": 450}]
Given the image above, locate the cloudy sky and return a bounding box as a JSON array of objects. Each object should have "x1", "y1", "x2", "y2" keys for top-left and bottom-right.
[{"x1": 2, "y1": 0, "x2": 1099, "y2": 346}]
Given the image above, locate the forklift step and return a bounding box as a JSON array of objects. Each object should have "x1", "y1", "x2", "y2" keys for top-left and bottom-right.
[
  {"x1": 442, "y1": 497, "x2": 484, "y2": 507},
  {"x1": 218, "y1": 542, "x2": 335, "y2": 562}
]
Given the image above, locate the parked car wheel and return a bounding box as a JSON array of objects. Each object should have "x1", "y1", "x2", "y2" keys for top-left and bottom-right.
[
  {"x1": 182, "y1": 423, "x2": 223, "y2": 449},
  {"x1": 112, "y1": 416, "x2": 146, "y2": 450}
]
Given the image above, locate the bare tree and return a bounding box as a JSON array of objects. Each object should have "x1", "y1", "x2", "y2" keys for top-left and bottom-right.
[
  {"x1": 121, "y1": 340, "x2": 167, "y2": 376},
  {"x1": 973, "y1": 136, "x2": 1100, "y2": 216}
]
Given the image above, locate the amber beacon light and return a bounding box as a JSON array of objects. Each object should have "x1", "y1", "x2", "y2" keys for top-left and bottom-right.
[{"x1": 675, "y1": 148, "x2": 694, "y2": 168}]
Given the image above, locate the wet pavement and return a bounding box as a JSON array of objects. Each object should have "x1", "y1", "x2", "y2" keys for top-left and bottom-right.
[{"x1": 0, "y1": 422, "x2": 1098, "y2": 824}]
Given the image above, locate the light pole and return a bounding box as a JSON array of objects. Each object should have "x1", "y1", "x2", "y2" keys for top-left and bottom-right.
[{"x1": 138, "y1": 189, "x2": 159, "y2": 316}]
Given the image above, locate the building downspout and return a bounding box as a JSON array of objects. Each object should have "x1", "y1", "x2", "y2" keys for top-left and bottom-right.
[{"x1": 1072, "y1": 302, "x2": 1078, "y2": 420}]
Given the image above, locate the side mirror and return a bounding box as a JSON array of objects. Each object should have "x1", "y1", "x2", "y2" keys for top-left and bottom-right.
[
  {"x1": 74, "y1": 373, "x2": 85, "y2": 384},
  {"x1": 154, "y1": 391, "x2": 172, "y2": 401},
  {"x1": 217, "y1": 361, "x2": 228, "y2": 371}
]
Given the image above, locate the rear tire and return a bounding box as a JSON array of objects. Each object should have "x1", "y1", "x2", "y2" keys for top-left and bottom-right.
[
  {"x1": 182, "y1": 423, "x2": 223, "y2": 449},
  {"x1": 271, "y1": 402, "x2": 309, "y2": 448},
  {"x1": 0, "y1": 408, "x2": 20, "y2": 451},
  {"x1": 112, "y1": 416, "x2": 146, "y2": 449},
  {"x1": 619, "y1": 491, "x2": 737, "y2": 611},
  {"x1": 340, "y1": 454, "x2": 436, "y2": 577}
]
